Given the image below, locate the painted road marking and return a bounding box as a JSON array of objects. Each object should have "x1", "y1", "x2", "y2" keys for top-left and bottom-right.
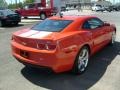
[{"x1": 0, "y1": 28, "x2": 5, "y2": 30}]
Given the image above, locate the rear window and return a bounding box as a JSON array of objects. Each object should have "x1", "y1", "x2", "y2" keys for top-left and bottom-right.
[{"x1": 31, "y1": 19, "x2": 73, "y2": 32}]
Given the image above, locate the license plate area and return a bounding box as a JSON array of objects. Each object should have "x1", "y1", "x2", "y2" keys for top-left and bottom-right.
[{"x1": 20, "y1": 50, "x2": 29, "y2": 58}]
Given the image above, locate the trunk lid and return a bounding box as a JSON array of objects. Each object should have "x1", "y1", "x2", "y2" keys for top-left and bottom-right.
[{"x1": 13, "y1": 29, "x2": 59, "y2": 50}]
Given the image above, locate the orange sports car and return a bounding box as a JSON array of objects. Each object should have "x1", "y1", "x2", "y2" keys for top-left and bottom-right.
[{"x1": 11, "y1": 15, "x2": 116, "y2": 74}]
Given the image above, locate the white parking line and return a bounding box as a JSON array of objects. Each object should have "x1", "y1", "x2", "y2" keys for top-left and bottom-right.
[
  {"x1": 0, "y1": 27, "x2": 5, "y2": 30},
  {"x1": 21, "y1": 19, "x2": 41, "y2": 22},
  {"x1": 20, "y1": 19, "x2": 41, "y2": 25}
]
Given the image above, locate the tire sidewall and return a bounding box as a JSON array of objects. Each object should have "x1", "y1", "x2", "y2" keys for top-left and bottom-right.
[
  {"x1": 72, "y1": 46, "x2": 90, "y2": 74},
  {"x1": 0, "y1": 20, "x2": 2, "y2": 27},
  {"x1": 40, "y1": 13, "x2": 46, "y2": 20}
]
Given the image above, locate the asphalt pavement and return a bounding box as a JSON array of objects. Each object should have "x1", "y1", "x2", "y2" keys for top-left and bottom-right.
[{"x1": 0, "y1": 11, "x2": 120, "y2": 90}]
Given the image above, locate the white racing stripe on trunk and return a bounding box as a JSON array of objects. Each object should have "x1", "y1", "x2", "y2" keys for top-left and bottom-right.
[
  {"x1": 29, "y1": 31, "x2": 53, "y2": 38},
  {"x1": 19, "y1": 30, "x2": 39, "y2": 37}
]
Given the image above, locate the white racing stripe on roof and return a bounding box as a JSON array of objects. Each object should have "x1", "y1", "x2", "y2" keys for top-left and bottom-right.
[
  {"x1": 29, "y1": 31, "x2": 52, "y2": 39},
  {"x1": 19, "y1": 30, "x2": 39, "y2": 37}
]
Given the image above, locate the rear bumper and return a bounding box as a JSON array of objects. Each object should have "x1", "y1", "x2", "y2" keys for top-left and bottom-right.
[
  {"x1": 11, "y1": 41, "x2": 75, "y2": 73},
  {"x1": 14, "y1": 56, "x2": 53, "y2": 72}
]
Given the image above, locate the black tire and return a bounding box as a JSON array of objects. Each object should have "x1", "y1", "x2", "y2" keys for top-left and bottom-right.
[
  {"x1": 0, "y1": 20, "x2": 3, "y2": 27},
  {"x1": 72, "y1": 46, "x2": 90, "y2": 74},
  {"x1": 40, "y1": 13, "x2": 46, "y2": 20},
  {"x1": 14, "y1": 22, "x2": 19, "y2": 26}
]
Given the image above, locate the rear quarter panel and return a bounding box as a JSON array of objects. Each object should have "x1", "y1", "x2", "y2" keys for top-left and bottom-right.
[{"x1": 55, "y1": 31, "x2": 93, "y2": 68}]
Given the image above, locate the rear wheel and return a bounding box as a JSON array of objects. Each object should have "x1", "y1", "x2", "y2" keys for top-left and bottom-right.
[
  {"x1": 72, "y1": 46, "x2": 89, "y2": 74},
  {"x1": 0, "y1": 21, "x2": 3, "y2": 27},
  {"x1": 40, "y1": 13, "x2": 46, "y2": 20},
  {"x1": 14, "y1": 22, "x2": 19, "y2": 26}
]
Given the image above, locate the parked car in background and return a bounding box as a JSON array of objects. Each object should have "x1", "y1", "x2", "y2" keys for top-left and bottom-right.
[
  {"x1": 66, "y1": 7, "x2": 75, "y2": 10},
  {"x1": 15, "y1": 1, "x2": 58, "y2": 20},
  {"x1": 105, "y1": 5, "x2": 119, "y2": 12},
  {"x1": 0, "y1": 9, "x2": 21, "y2": 27},
  {"x1": 11, "y1": 15, "x2": 116, "y2": 74},
  {"x1": 92, "y1": 4, "x2": 105, "y2": 12},
  {"x1": 61, "y1": 7, "x2": 68, "y2": 12},
  {"x1": 116, "y1": 5, "x2": 120, "y2": 11}
]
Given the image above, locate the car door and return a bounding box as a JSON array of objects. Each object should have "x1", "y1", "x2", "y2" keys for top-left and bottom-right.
[
  {"x1": 28, "y1": 4, "x2": 37, "y2": 16},
  {"x1": 32, "y1": 3, "x2": 42, "y2": 16},
  {"x1": 83, "y1": 18, "x2": 106, "y2": 53},
  {"x1": 21, "y1": 5, "x2": 30, "y2": 16},
  {"x1": 22, "y1": 4, "x2": 35, "y2": 16}
]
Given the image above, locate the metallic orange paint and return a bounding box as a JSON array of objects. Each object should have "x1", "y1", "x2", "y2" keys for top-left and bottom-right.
[{"x1": 11, "y1": 16, "x2": 116, "y2": 73}]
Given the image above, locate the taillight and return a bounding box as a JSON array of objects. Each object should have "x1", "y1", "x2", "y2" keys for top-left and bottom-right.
[
  {"x1": 37, "y1": 43, "x2": 56, "y2": 50},
  {"x1": 37, "y1": 43, "x2": 46, "y2": 50},
  {"x1": 46, "y1": 44, "x2": 56, "y2": 50}
]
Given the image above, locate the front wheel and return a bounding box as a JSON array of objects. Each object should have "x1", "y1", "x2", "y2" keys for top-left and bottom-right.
[
  {"x1": 72, "y1": 46, "x2": 89, "y2": 74},
  {"x1": 14, "y1": 22, "x2": 19, "y2": 26}
]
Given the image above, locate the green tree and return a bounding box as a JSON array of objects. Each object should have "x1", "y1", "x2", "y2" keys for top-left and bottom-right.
[
  {"x1": 8, "y1": 4, "x2": 16, "y2": 9},
  {"x1": 24, "y1": 0, "x2": 34, "y2": 4},
  {"x1": 0, "y1": 0, "x2": 8, "y2": 8},
  {"x1": 8, "y1": 2, "x2": 24, "y2": 9}
]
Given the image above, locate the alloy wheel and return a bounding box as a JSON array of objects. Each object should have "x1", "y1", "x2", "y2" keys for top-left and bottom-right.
[
  {"x1": 40, "y1": 13, "x2": 46, "y2": 20},
  {"x1": 78, "y1": 48, "x2": 89, "y2": 72}
]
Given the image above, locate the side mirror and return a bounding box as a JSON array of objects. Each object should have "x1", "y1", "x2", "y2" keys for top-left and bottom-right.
[{"x1": 104, "y1": 22, "x2": 110, "y2": 26}]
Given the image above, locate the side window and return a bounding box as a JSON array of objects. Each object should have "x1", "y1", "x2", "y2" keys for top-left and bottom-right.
[
  {"x1": 88, "y1": 18, "x2": 104, "y2": 29},
  {"x1": 37, "y1": 3, "x2": 42, "y2": 7},
  {"x1": 28, "y1": 4, "x2": 35, "y2": 8},
  {"x1": 83, "y1": 21, "x2": 91, "y2": 29}
]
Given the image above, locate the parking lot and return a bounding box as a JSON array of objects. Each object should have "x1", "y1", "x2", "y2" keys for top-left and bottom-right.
[{"x1": 0, "y1": 11, "x2": 120, "y2": 90}]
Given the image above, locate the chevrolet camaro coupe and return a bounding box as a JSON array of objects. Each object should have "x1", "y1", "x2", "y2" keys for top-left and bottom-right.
[{"x1": 11, "y1": 15, "x2": 116, "y2": 74}]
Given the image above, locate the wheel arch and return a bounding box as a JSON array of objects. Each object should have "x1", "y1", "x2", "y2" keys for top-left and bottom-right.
[
  {"x1": 40, "y1": 11, "x2": 46, "y2": 16},
  {"x1": 72, "y1": 43, "x2": 91, "y2": 74},
  {"x1": 79, "y1": 44, "x2": 91, "y2": 55}
]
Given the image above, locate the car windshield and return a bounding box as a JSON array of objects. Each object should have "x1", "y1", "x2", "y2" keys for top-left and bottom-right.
[
  {"x1": 2, "y1": 10, "x2": 16, "y2": 16},
  {"x1": 31, "y1": 19, "x2": 73, "y2": 32}
]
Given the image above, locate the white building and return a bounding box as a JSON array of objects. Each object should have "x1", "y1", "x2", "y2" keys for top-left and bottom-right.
[
  {"x1": 35, "y1": 0, "x2": 92, "y2": 9},
  {"x1": 91, "y1": 0, "x2": 120, "y2": 4},
  {"x1": 91, "y1": 0, "x2": 112, "y2": 6}
]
